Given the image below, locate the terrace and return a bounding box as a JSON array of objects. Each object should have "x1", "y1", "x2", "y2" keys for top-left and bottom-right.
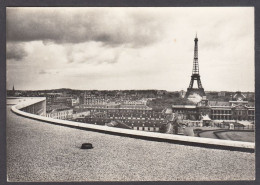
[{"x1": 6, "y1": 97, "x2": 255, "y2": 181}]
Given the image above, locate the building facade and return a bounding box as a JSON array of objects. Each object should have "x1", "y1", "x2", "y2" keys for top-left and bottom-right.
[
  {"x1": 172, "y1": 92, "x2": 255, "y2": 121},
  {"x1": 74, "y1": 104, "x2": 166, "y2": 127},
  {"x1": 46, "y1": 105, "x2": 73, "y2": 120}
]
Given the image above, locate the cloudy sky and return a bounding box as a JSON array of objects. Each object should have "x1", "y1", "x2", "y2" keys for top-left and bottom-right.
[{"x1": 6, "y1": 7, "x2": 254, "y2": 91}]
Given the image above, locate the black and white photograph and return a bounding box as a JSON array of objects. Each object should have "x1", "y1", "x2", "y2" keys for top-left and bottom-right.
[{"x1": 5, "y1": 6, "x2": 255, "y2": 181}]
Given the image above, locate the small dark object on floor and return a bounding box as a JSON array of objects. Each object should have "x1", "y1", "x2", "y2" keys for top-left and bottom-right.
[{"x1": 81, "y1": 143, "x2": 93, "y2": 149}]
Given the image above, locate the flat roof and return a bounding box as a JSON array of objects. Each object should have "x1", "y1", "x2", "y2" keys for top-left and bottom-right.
[
  {"x1": 172, "y1": 105, "x2": 196, "y2": 109},
  {"x1": 7, "y1": 103, "x2": 254, "y2": 181}
]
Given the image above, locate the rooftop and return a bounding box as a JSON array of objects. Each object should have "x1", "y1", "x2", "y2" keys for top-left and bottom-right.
[
  {"x1": 172, "y1": 105, "x2": 196, "y2": 109},
  {"x1": 46, "y1": 104, "x2": 72, "y2": 113},
  {"x1": 6, "y1": 98, "x2": 255, "y2": 181},
  {"x1": 208, "y1": 101, "x2": 230, "y2": 107}
]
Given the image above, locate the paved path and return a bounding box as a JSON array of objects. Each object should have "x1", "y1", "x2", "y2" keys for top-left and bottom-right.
[{"x1": 7, "y1": 105, "x2": 255, "y2": 181}]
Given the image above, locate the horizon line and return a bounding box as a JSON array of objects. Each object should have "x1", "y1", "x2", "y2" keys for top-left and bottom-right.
[{"x1": 7, "y1": 88, "x2": 255, "y2": 93}]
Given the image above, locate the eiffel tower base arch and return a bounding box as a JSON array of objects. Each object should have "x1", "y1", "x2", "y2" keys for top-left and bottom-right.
[{"x1": 185, "y1": 88, "x2": 206, "y2": 99}]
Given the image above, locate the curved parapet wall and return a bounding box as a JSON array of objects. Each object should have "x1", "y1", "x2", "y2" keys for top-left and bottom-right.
[
  {"x1": 15, "y1": 97, "x2": 46, "y2": 116},
  {"x1": 11, "y1": 98, "x2": 255, "y2": 152}
]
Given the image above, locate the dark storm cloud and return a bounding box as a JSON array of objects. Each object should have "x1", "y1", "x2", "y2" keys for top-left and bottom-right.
[
  {"x1": 7, "y1": 8, "x2": 164, "y2": 47},
  {"x1": 6, "y1": 43, "x2": 27, "y2": 61}
]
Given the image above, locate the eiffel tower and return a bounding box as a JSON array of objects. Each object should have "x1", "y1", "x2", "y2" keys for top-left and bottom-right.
[{"x1": 185, "y1": 34, "x2": 206, "y2": 98}]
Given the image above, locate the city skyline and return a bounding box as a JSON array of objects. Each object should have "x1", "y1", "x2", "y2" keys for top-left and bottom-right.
[{"x1": 6, "y1": 7, "x2": 254, "y2": 92}]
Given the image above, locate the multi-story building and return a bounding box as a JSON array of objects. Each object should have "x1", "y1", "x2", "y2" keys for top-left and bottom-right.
[
  {"x1": 85, "y1": 97, "x2": 107, "y2": 104},
  {"x1": 171, "y1": 105, "x2": 198, "y2": 120},
  {"x1": 171, "y1": 92, "x2": 255, "y2": 121},
  {"x1": 45, "y1": 93, "x2": 63, "y2": 105},
  {"x1": 75, "y1": 103, "x2": 166, "y2": 127},
  {"x1": 79, "y1": 92, "x2": 108, "y2": 105},
  {"x1": 46, "y1": 105, "x2": 73, "y2": 120},
  {"x1": 123, "y1": 99, "x2": 147, "y2": 105},
  {"x1": 209, "y1": 100, "x2": 254, "y2": 121},
  {"x1": 53, "y1": 97, "x2": 72, "y2": 107},
  {"x1": 71, "y1": 97, "x2": 79, "y2": 107},
  {"x1": 80, "y1": 103, "x2": 120, "y2": 109}
]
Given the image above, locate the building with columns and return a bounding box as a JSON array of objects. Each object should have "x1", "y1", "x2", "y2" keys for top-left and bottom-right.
[{"x1": 171, "y1": 92, "x2": 254, "y2": 121}]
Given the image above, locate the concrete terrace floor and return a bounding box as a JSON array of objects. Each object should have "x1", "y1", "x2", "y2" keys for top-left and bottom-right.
[{"x1": 7, "y1": 105, "x2": 255, "y2": 181}]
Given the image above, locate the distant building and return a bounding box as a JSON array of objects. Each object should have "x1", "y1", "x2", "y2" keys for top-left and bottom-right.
[
  {"x1": 246, "y1": 92, "x2": 254, "y2": 99},
  {"x1": 45, "y1": 93, "x2": 62, "y2": 106},
  {"x1": 85, "y1": 97, "x2": 106, "y2": 104},
  {"x1": 79, "y1": 92, "x2": 86, "y2": 105},
  {"x1": 71, "y1": 97, "x2": 79, "y2": 107},
  {"x1": 79, "y1": 92, "x2": 107, "y2": 105},
  {"x1": 179, "y1": 90, "x2": 186, "y2": 98},
  {"x1": 9, "y1": 85, "x2": 19, "y2": 96},
  {"x1": 157, "y1": 90, "x2": 166, "y2": 98},
  {"x1": 76, "y1": 103, "x2": 165, "y2": 127},
  {"x1": 245, "y1": 92, "x2": 255, "y2": 102},
  {"x1": 218, "y1": 91, "x2": 226, "y2": 97},
  {"x1": 171, "y1": 105, "x2": 198, "y2": 120},
  {"x1": 52, "y1": 97, "x2": 72, "y2": 107},
  {"x1": 12, "y1": 85, "x2": 15, "y2": 95},
  {"x1": 80, "y1": 103, "x2": 121, "y2": 109},
  {"x1": 46, "y1": 105, "x2": 73, "y2": 120},
  {"x1": 171, "y1": 92, "x2": 254, "y2": 121},
  {"x1": 122, "y1": 99, "x2": 147, "y2": 105}
]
